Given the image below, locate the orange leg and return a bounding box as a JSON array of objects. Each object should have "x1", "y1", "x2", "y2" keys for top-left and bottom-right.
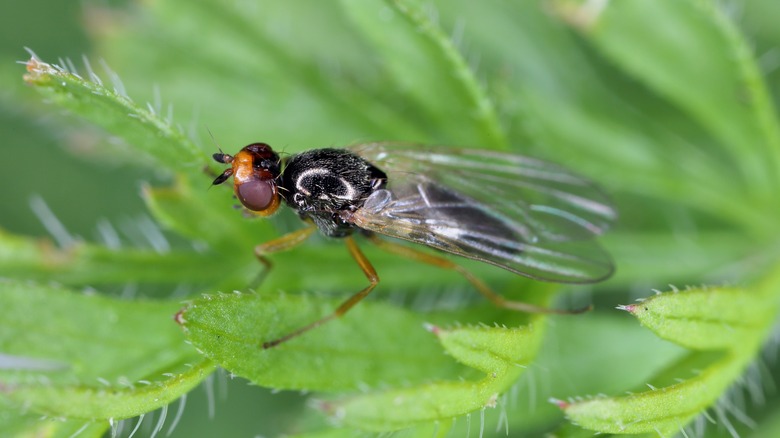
[
  {"x1": 261, "y1": 235, "x2": 379, "y2": 349},
  {"x1": 252, "y1": 225, "x2": 316, "y2": 288},
  {"x1": 365, "y1": 234, "x2": 589, "y2": 315}
]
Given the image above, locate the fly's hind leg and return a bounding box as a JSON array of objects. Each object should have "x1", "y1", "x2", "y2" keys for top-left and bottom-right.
[
  {"x1": 261, "y1": 235, "x2": 379, "y2": 349},
  {"x1": 365, "y1": 233, "x2": 589, "y2": 314},
  {"x1": 252, "y1": 225, "x2": 316, "y2": 288}
]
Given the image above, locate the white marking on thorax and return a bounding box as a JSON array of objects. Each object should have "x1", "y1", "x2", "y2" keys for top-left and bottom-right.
[{"x1": 295, "y1": 167, "x2": 357, "y2": 200}]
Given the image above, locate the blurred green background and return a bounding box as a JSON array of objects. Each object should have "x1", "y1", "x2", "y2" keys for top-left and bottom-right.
[
  {"x1": 4, "y1": 0, "x2": 780, "y2": 252},
  {"x1": 3, "y1": 0, "x2": 780, "y2": 437},
  {"x1": 0, "y1": 0, "x2": 150, "y2": 238},
  {"x1": 0, "y1": 2, "x2": 304, "y2": 436}
]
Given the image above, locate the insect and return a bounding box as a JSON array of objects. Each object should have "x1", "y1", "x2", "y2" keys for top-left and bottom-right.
[{"x1": 212, "y1": 142, "x2": 616, "y2": 348}]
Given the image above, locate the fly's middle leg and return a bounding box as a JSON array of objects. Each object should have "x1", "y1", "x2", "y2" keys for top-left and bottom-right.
[
  {"x1": 251, "y1": 225, "x2": 316, "y2": 289},
  {"x1": 261, "y1": 235, "x2": 379, "y2": 348}
]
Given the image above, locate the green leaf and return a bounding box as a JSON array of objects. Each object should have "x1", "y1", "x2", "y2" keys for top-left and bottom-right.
[
  {"x1": 438, "y1": 0, "x2": 777, "y2": 233},
  {"x1": 95, "y1": 0, "x2": 422, "y2": 147},
  {"x1": 436, "y1": 321, "x2": 541, "y2": 374},
  {"x1": 339, "y1": 0, "x2": 506, "y2": 148},
  {"x1": 23, "y1": 56, "x2": 209, "y2": 179},
  {"x1": 180, "y1": 291, "x2": 464, "y2": 391},
  {"x1": 0, "y1": 228, "x2": 221, "y2": 286},
  {"x1": 559, "y1": 350, "x2": 741, "y2": 436},
  {"x1": 560, "y1": 0, "x2": 780, "y2": 204},
  {"x1": 0, "y1": 414, "x2": 109, "y2": 438},
  {"x1": 303, "y1": 310, "x2": 687, "y2": 436},
  {"x1": 620, "y1": 286, "x2": 774, "y2": 351},
  {"x1": 318, "y1": 321, "x2": 543, "y2": 431},
  {"x1": 11, "y1": 360, "x2": 215, "y2": 421},
  {"x1": 559, "y1": 271, "x2": 780, "y2": 435},
  {"x1": 12, "y1": 0, "x2": 780, "y2": 435},
  {"x1": 0, "y1": 279, "x2": 215, "y2": 419}
]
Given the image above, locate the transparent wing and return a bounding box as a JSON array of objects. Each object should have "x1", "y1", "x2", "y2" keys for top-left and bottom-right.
[{"x1": 346, "y1": 143, "x2": 617, "y2": 283}]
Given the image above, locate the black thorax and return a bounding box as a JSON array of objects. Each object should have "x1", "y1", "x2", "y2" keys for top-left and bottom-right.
[{"x1": 280, "y1": 148, "x2": 387, "y2": 237}]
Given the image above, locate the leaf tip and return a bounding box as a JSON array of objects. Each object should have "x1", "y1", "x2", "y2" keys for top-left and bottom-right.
[
  {"x1": 616, "y1": 304, "x2": 638, "y2": 313},
  {"x1": 23, "y1": 56, "x2": 57, "y2": 85},
  {"x1": 549, "y1": 397, "x2": 570, "y2": 409},
  {"x1": 174, "y1": 308, "x2": 187, "y2": 326},
  {"x1": 423, "y1": 322, "x2": 441, "y2": 336}
]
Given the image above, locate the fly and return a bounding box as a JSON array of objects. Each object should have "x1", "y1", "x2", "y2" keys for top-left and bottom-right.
[{"x1": 212, "y1": 142, "x2": 616, "y2": 348}]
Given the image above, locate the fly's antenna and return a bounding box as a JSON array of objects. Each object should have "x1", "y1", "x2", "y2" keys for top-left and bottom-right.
[
  {"x1": 276, "y1": 146, "x2": 294, "y2": 160},
  {"x1": 205, "y1": 126, "x2": 233, "y2": 190},
  {"x1": 275, "y1": 148, "x2": 291, "y2": 180},
  {"x1": 206, "y1": 126, "x2": 224, "y2": 155}
]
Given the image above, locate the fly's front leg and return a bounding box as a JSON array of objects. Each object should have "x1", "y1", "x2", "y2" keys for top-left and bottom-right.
[
  {"x1": 252, "y1": 225, "x2": 316, "y2": 288},
  {"x1": 365, "y1": 233, "x2": 589, "y2": 314},
  {"x1": 262, "y1": 235, "x2": 379, "y2": 349}
]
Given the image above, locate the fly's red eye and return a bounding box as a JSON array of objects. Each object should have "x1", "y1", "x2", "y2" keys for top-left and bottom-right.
[{"x1": 237, "y1": 178, "x2": 278, "y2": 213}]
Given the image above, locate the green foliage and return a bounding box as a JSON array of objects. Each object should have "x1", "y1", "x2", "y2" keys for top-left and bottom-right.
[
  {"x1": 561, "y1": 279, "x2": 780, "y2": 435},
  {"x1": 0, "y1": 280, "x2": 214, "y2": 425},
  {"x1": 181, "y1": 292, "x2": 462, "y2": 392},
  {"x1": 326, "y1": 321, "x2": 544, "y2": 431},
  {"x1": 3, "y1": 0, "x2": 780, "y2": 436}
]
